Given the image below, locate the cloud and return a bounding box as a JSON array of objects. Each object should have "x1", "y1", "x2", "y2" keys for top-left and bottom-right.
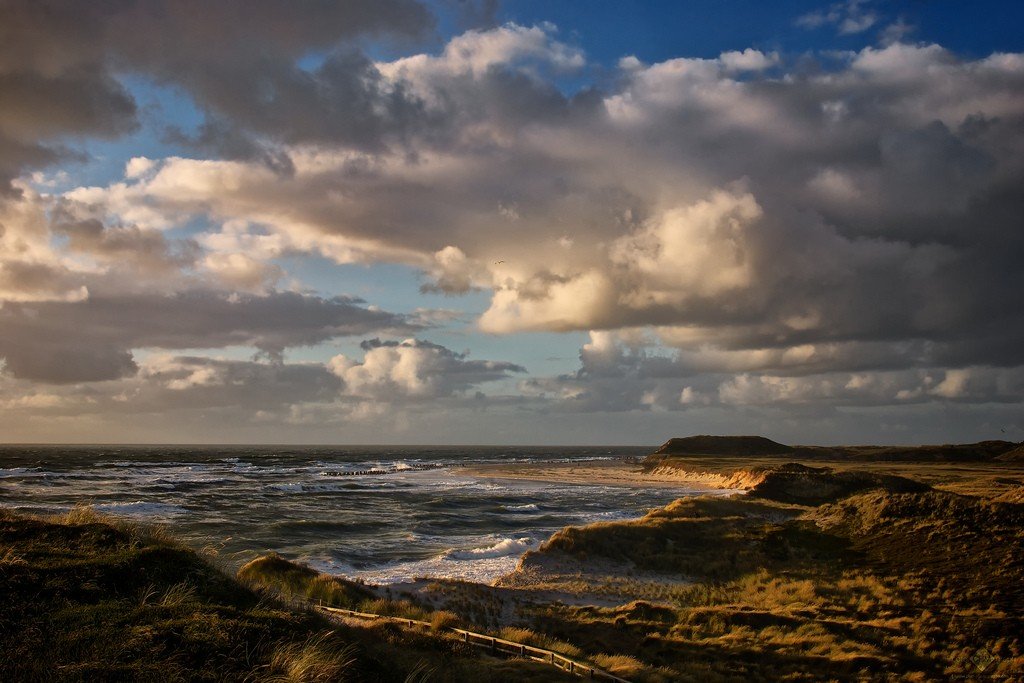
[
  {"x1": 0, "y1": 290, "x2": 415, "y2": 383},
  {"x1": 0, "y1": 0, "x2": 437, "y2": 194},
  {"x1": 718, "y1": 49, "x2": 779, "y2": 72},
  {"x1": 48, "y1": 31, "x2": 1024, "y2": 401},
  {"x1": 520, "y1": 332, "x2": 1024, "y2": 415},
  {"x1": 0, "y1": 338, "x2": 526, "y2": 433},
  {"x1": 329, "y1": 338, "x2": 524, "y2": 399},
  {"x1": 797, "y1": 1, "x2": 878, "y2": 35},
  {"x1": 139, "y1": 355, "x2": 343, "y2": 407},
  {"x1": 0, "y1": 184, "x2": 93, "y2": 302},
  {"x1": 1, "y1": 8, "x2": 1023, "y2": 434}
]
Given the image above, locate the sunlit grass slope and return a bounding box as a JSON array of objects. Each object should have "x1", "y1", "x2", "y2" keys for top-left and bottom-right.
[{"x1": 498, "y1": 466, "x2": 1024, "y2": 681}]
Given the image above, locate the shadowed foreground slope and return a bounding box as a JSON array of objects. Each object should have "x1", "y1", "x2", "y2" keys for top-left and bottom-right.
[{"x1": 0, "y1": 508, "x2": 568, "y2": 682}]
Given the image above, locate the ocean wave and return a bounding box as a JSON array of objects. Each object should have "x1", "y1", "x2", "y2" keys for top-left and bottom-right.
[
  {"x1": 264, "y1": 482, "x2": 357, "y2": 493},
  {"x1": 3, "y1": 445, "x2": 695, "y2": 587},
  {"x1": 0, "y1": 466, "x2": 42, "y2": 478},
  {"x1": 91, "y1": 501, "x2": 188, "y2": 517},
  {"x1": 99, "y1": 460, "x2": 199, "y2": 468},
  {"x1": 139, "y1": 483, "x2": 177, "y2": 491},
  {"x1": 502, "y1": 503, "x2": 539, "y2": 511},
  {"x1": 443, "y1": 537, "x2": 535, "y2": 561}
]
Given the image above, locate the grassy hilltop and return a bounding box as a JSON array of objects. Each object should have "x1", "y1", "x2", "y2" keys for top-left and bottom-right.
[{"x1": 649, "y1": 434, "x2": 1021, "y2": 462}]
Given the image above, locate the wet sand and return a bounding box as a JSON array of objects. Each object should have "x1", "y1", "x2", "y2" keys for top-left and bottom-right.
[{"x1": 456, "y1": 458, "x2": 727, "y2": 490}]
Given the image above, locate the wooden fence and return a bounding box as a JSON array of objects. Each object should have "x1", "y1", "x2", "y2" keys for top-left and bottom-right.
[{"x1": 315, "y1": 604, "x2": 632, "y2": 682}]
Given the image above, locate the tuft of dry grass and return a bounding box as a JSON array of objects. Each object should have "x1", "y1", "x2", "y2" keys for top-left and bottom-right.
[
  {"x1": 262, "y1": 632, "x2": 359, "y2": 683},
  {"x1": 496, "y1": 626, "x2": 582, "y2": 658},
  {"x1": 158, "y1": 580, "x2": 198, "y2": 607},
  {"x1": 429, "y1": 610, "x2": 461, "y2": 632}
]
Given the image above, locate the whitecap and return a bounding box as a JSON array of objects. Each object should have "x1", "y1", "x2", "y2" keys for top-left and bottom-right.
[
  {"x1": 503, "y1": 503, "x2": 539, "y2": 512},
  {"x1": 443, "y1": 537, "x2": 535, "y2": 561},
  {"x1": 0, "y1": 467, "x2": 41, "y2": 478}
]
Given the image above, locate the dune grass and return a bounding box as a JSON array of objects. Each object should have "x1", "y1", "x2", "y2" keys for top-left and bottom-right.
[
  {"x1": 0, "y1": 507, "x2": 571, "y2": 682},
  {"x1": 487, "y1": 466, "x2": 1024, "y2": 682},
  {"x1": 6, "y1": 458, "x2": 1021, "y2": 682},
  {"x1": 226, "y1": 462, "x2": 1024, "y2": 681}
]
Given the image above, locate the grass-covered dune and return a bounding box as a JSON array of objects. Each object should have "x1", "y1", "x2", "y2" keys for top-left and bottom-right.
[
  {"x1": 498, "y1": 464, "x2": 1024, "y2": 681},
  {"x1": 648, "y1": 435, "x2": 1022, "y2": 462},
  {"x1": 231, "y1": 460, "x2": 1024, "y2": 681},
  {"x1": 4, "y1": 457, "x2": 1022, "y2": 682},
  {"x1": 742, "y1": 462, "x2": 931, "y2": 505},
  {"x1": 0, "y1": 508, "x2": 568, "y2": 682}
]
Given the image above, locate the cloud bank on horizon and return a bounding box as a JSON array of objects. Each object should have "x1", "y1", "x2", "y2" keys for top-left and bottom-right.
[{"x1": 1, "y1": 0, "x2": 1022, "y2": 444}]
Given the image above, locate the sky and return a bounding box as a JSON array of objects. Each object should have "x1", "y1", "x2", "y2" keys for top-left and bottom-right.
[{"x1": 1, "y1": 0, "x2": 1023, "y2": 446}]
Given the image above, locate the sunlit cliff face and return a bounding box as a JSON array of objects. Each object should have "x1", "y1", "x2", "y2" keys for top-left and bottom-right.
[{"x1": 1, "y1": 1, "x2": 1023, "y2": 443}]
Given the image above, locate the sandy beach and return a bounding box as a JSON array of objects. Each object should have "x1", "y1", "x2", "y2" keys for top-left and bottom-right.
[{"x1": 456, "y1": 458, "x2": 730, "y2": 490}]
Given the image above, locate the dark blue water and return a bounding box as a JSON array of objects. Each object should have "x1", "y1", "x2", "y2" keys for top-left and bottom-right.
[{"x1": 0, "y1": 445, "x2": 716, "y2": 583}]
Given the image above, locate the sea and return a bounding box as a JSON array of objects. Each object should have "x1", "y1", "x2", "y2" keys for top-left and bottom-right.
[{"x1": 0, "y1": 445, "x2": 715, "y2": 584}]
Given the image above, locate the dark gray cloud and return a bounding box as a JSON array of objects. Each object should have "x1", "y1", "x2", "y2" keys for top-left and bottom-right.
[
  {"x1": 0, "y1": 67, "x2": 136, "y2": 193},
  {"x1": 137, "y1": 355, "x2": 343, "y2": 411},
  {"x1": 0, "y1": 290, "x2": 416, "y2": 383},
  {"x1": 52, "y1": 216, "x2": 200, "y2": 273},
  {"x1": 0, "y1": 0, "x2": 433, "y2": 186}
]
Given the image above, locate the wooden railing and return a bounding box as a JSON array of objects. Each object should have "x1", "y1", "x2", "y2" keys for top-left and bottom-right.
[{"x1": 315, "y1": 604, "x2": 632, "y2": 682}]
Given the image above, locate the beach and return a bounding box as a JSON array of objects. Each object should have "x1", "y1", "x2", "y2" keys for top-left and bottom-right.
[{"x1": 456, "y1": 458, "x2": 729, "y2": 490}]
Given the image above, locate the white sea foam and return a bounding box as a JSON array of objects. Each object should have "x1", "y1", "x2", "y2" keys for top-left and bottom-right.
[
  {"x1": 264, "y1": 482, "x2": 354, "y2": 493},
  {"x1": 310, "y1": 535, "x2": 543, "y2": 585},
  {"x1": 0, "y1": 467, "x2": 40, "y2": 478},
  {"x1": 443, "y1": 537, "x2": 535, "y2": 560},
  {"x1": 503, "y1": 503, "x2": 540, "y2": 511}
]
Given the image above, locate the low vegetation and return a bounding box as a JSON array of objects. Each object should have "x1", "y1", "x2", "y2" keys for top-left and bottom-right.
[
  {"x1": 647, "y1": 434, "x2": 1022, "y2": 462},
  {"x1": 0, "y1": 507, "x2": 570, "y2": 682},
  {"x1": 234, "y1": 458, "x2": 1023, "y2": 681},
  {"x1": 492, "y1": 463, "x2": 1024, "y2": 681},
  {"x1": 4, "y1": 447, "x2": 1022, "y2": 682}
]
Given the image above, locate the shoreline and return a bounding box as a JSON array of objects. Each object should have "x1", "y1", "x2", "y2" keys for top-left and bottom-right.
[{"x1": 456, "y1": 458, "x2": 739, "y2": 491}]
